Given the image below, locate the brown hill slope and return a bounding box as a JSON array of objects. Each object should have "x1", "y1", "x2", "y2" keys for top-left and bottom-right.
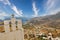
[{"x1": 27, "y1": 12, "x2": 60, "y2": 29}]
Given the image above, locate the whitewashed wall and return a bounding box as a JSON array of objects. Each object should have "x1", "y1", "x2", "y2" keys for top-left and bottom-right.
[{"x1": 0, "y1": 30, "x2": 24, "y2": 40}]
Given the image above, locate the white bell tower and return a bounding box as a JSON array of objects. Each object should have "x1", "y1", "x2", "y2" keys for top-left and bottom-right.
[
  {"x1": 4, "y1": 14, "x2": 24, "y2": 40},
  {"x1": 11, "y1": 14, "x2": 16, "y2": 31}
]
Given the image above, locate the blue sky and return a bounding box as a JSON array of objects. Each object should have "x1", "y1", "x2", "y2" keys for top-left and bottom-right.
[{"x1": 0, "y1": 0, "x2": 60, "y2": 20}]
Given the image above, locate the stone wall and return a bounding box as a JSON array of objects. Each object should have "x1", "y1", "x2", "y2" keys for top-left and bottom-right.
[{"x1": 0, "y1": 30, "x2": 24, "y2": 40}]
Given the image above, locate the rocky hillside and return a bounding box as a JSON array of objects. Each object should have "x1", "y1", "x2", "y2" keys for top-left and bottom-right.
[{"x1": 27, "y1": 12, "x2": 60, "y2": 29}]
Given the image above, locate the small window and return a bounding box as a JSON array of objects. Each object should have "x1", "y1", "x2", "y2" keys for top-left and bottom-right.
[
  {"x1": 16, "y1": 26, "x2": 18, "y2": 30},
  {"x1": 10, "y1": 26, "x2": 12, "y2": 32},
  {"x1": 16, "y1": 21, "x2": 18, "y2": 25},
  {"x1": 9, "y1": 22, "x2": 12, "y2": 32}
]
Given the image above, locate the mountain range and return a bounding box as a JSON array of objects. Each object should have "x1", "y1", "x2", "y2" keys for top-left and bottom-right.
[{"x1": 27, "y1": 12, "x2": 60, "y2": 29}]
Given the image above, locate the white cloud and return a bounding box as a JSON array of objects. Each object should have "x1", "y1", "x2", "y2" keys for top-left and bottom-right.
[
  {"x1": 11, "y1": 5, "x2": 23, "y2": 17},
  {"x1": 0, "y1": 11, "x2": 9, "y2": 20},
  {"x1": 46, "y1": 0, "x2": 55, "y2": 10},
  {"x1": 49, "y1": 8, "x2": 60, "y2": 15},
  {"x1": 0, "y1": 12, "x2": 9, "y2": 17},
  {"x1": 0, "y1": 0, "x2": 23, "y2": 17},
  {"x1": 0, "y1": 0, "x2": 11, "y2": 5},
  {"x1": 40, "y1": 8, "x2": 60, "y2": 16},
  {"x1": 32, "y1": 1, "x2": 39, "y2": 17},
  {"x1": 44, "y1": 0, "x2": 55, "y2": 12},
  {"x1": 43, "y1": 0, "x2": 60, "y2": 16}
]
